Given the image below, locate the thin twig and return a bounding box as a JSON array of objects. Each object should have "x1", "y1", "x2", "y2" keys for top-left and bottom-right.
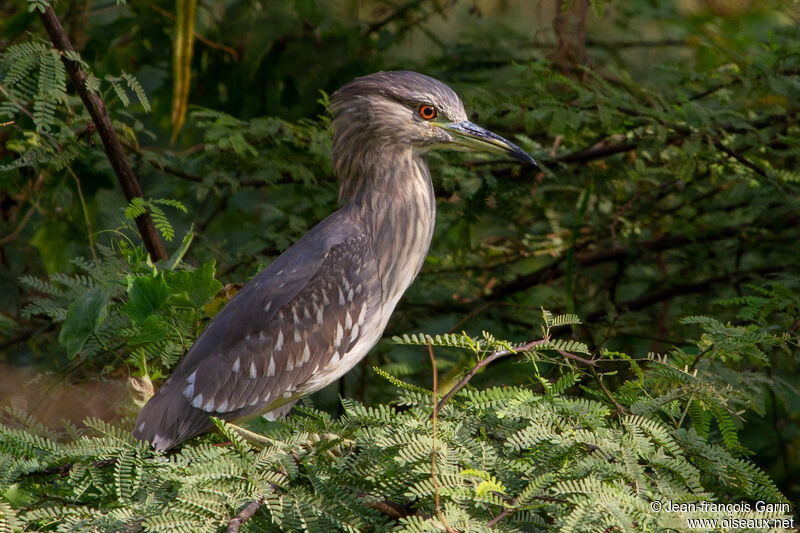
[
  {"x1": 121, "y1": 140, "x2": 202, "y2": 183},
  {"x1": 485, "y1": 497, "x2": 518, "y2": 527},
  {"x1": 360, "y1": 498, "x2": 422, "y2": 520},
  {"x1": 0, "y1": 323, "x2": 55, "y2": 352},
  {"x1": 26, "y1": 458, "x2": 116, "y2": 478},
  {"x1": 122, "y1": 140, "x2": 300, "y2": 188},
  {"x1": 428, "y1": 343, "x2": 457, "y2": 533},
  {"x1": 585, "y1": 264, "x2": 797, "y2": 323},
  {"x1": 548, "y1": 140, "x2": 637, "y2": 164},
  {"x1": 446, "y1": 302, "x2": 497, "y2": 334},
  {"x1": 226, "y1": 423, "x2": 278, "y2": 447},
  {"x1": 590, "y1": 367, "x2": 626, "y2": 414},
  {"x1": 0, "y1": 83, "x2": 35, "y2": 121},
  {"x1": 485, "y1": 491, "x2": 570, "y2": 527},
  {"x1": 586, "y1": 38, "x2": 687, "y2": 49},
  {"x1": 434, "y1": 339, "x2": 550, "y2": 416},
  {"x1": 66, "y1": 165, "x2": 97, "y2": 260},
  {"x1": 0, "y1": 204, "x2": 38, "y2": 245},
  {"x1": 226, "y1": 497, "x2": 265, "y2": 533},
  {"x1": 429, "y1": 338, "x2": 600, "y2": 420},
  {"x1": 555, "y1": 348, "x2": 597, "y2": 367}
]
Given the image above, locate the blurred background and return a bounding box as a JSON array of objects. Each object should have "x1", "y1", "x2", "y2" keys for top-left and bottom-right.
[{"x1": 1, "y1": 0, "x2": 799, "y2": 506}]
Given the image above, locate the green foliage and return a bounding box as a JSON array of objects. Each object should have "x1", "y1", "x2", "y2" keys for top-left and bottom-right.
[
  {"x1": 5, "y1": 224, "x2": 796, "y2": 529},
  {"x1": 2, "y1": 0, "x2": 800, "y2": 528},
  {"x1": 0, "y1": 343, "x2": 791, "y2": 531},
  {"x1": 124, "y1": 198, "x2": 187, "y2": 242},
  {"x1": 123, "y1": 272, "x2": 170, "y2": 325},
  {"x1": 0, "y1": 41, "x2": 149, "y2": 174},
  {"x1": 57, "y1": 287, "x2": 109, "y2": 358},
  {"x1": 17, "y1": 240, "x2": 222, "y2": 378},
  {"x1": 105, "y1": 72, "x2": 151, "y2": 113}
]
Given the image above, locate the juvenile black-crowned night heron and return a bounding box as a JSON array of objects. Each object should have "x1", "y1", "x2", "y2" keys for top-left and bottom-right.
[{"x1": 134, "y1": 71, "x2": 535, "y2": 450}]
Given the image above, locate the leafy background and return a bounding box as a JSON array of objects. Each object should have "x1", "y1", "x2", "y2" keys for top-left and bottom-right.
[{"x1": 1, "y1": 0, "x2": 799, "y2": 531}]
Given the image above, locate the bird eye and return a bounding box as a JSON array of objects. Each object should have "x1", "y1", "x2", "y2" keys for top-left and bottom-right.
[{"x1": 418, "y1": 105, "x2": 438, "y2": 120}]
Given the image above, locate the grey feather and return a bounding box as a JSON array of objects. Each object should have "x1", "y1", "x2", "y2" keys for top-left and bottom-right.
[
  {"x1": 134, "y1": 209, "x2": 382, "y2": 450},
  {"x1": 133, "y1": 71, "x2": 532, "y2": 450}
]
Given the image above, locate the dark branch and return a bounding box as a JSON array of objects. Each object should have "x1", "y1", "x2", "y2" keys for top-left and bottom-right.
[
  {"x1": 122, "y1": 140, "x2": 203, "y2": 183},
  {"x1": 360, "y1": 497, "x2": 422, "y2": 520},
  {"x1": 122, "y1": 141, "x2": 324, "y2": 188},
  {"x1": 37, "y1": 5, "x2": 167, "y2": 262},
  {"x1": 714, "y1": 140, "x2": 767, "y2": 177},
  {"x1": 548, "y1": 141, "x2": 637, "y2": 164},
  {"x1": 586, "y1": 38, "x2": 687, "y2": 49},
  {"x1": 488, "y1": 223, "x2": 761, "y2": 302},
  {"x1": 366, "y1": 0, "x2": 426, "y2": 34},
  {"x1": 586, "y1": 264, "x2": 797, "y2": 323}
]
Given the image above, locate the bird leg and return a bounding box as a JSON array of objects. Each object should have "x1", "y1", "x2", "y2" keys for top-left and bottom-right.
[{"x1": 225, "y1": 422, "x2": 355, "y2": 458}]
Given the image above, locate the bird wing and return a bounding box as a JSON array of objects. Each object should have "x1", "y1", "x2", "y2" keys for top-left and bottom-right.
[{"x1": 134, "y1": 209, "x2": 383, "y2": 449}]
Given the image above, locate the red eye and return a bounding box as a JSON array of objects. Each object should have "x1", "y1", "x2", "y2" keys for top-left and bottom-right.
[{"x1": 418, "y1": 105, "x2": 437, "y2": 120}]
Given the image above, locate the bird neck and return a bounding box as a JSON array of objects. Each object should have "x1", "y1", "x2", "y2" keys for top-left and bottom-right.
[{"x1": 338, "y1": 148, "x2": 436, "y2": 312}]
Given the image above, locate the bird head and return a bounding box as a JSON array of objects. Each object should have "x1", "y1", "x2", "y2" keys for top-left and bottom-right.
[{"x1": 330, "y1": 71, "x2": 536, "y2": 174}]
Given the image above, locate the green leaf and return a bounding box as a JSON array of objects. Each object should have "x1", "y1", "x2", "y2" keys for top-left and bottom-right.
[
  {"x1": 126, "y1": 314, "x2": 169, "y2": 345},
  {"x1": 124, "y1": 273, "x2": 170, "y2": 325},
  {"x1": 164, "y1": 260, "x2": 222, "y2": 308},
  {"x1": 58, "y1": 287, "x2": 109, "y2": 358}
]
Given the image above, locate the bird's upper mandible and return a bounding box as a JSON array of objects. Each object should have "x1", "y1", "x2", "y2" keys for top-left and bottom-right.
[{"x1": 133, "y1": 71, "x2": 536, "y2": 450}]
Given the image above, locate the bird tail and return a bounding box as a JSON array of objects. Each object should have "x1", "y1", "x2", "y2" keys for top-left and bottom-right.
[{"x1": 132, "y1": 385, "x2": 213, "y2": 451}]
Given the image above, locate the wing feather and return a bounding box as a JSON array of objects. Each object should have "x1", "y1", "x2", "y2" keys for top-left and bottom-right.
[{"x1": 133, "y1": 209, "x2": 383, "y2": 450}]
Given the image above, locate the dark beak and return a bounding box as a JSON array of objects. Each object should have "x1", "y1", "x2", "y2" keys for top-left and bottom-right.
[{"x1": 439, "y1": 121, "x2": 537, "y2": 165}]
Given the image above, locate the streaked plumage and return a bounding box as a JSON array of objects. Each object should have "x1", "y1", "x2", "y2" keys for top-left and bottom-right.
[{"x1": 134, "y1": 71, "x2": 535, "y2": 450}]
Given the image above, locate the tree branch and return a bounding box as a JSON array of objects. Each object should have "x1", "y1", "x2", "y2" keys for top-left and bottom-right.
[
  {"x1": 548, "y1": 139, "x2": 636, "y2": 165},
  {"x1": 226, "y1": 497, "x2": 265, "y2": 533},
  {"x1": 122, "y1": 140, "x2": 320, "y2": 188},
  {"x1": 586, "y1": 38, "x2": 687, "y2": 49},
  {"x1": 26, "y1": 458, "x2": 116, "y2": 478},
  {"x1": 714, "y1": 140, "x2": 767, "y2": 177},
  {"x1": 433, "y1": 339, "x2": 582, "y2": 416},
  {"x1": 586, "y1": 264, "x2": 797, "y2": 323},
  {"x1": 37, "y1": 4, "x2": 167, "y2": 262},
  {"x1": 487, "y1": 221, "x2": 784, "y2": 302},
  {"x1": 359, "y1": 497, "x2": 423, "y2": 520},
  {"x1": 226, "y1": 489, "x2": 422, "y2": 531},
  {"x1": 121, "y1": 140, "x2": 204, "y2": 183},
  {"x1": 366, "y1": 0, "x2": 426, "y2": 34},
  {"x1": 486, "y1": 497, "x2": 518, "y2": 527}
]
